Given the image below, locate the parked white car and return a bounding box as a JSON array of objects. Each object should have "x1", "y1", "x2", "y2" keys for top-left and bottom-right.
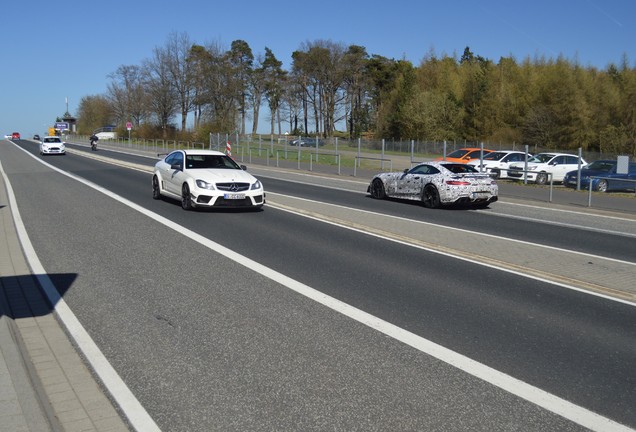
[
  {"x1": 152, "y1": 149, "x2": 265, "y2": 210},
  {"x1": 507, "y1": 153, "x2": 587, "y2": 184},
  {"x1": 467, "y1": 150, "x2": 530, "y2": 179},
  {"x1": 39, "y1": 136, "x2": 66, "y2": 155}
]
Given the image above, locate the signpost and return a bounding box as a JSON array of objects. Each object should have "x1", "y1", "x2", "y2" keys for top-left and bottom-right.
[
  {"x1": 126, "y1": 121, "x2": 132, "y2": 142},
  {"x1": 54, "y1": 122, "x2": 69, "y2": 131}
]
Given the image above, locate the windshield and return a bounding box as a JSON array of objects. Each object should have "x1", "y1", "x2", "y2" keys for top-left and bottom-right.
[
  {"x1": 528, "y1": 154, "x2": 556, "y2": 163},
  {"x1": 446, "y1": 149, "x2": 471, "y2": 158},
  {"x1": 483, "y1": 152, "x2": 506, "y2": 161},
  {"x1": 44, "y1": 137, "x2": 61, "y2": 143},
  {"x1": 585, "y1": 160, "x2": 615, "y2": 172},
  {"x1": 186, "y1": 154, "x2": 241, "y2": 169},
  {"x1": 440, "y1": 163, "x2": 479, "y2": 174}
]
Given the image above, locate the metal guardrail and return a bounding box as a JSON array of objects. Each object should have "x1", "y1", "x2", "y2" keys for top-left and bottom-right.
[
  {"x1": 505, "y1": 169, "x2": 555, "y2": 202},
  {"x1": 353, "y1": 156, "x2": 392, "y2": 177},
  {"x1": 587, "y1": 176, "x2": 636, "y2": 207}
]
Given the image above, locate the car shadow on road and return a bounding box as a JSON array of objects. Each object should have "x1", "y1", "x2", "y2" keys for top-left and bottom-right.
[
  {"x1": 365, "y1": 195, "x2": 494, "y2": 211},
  {"x1": 156, "y1": 195, "x2": 265, "y2": 213}
]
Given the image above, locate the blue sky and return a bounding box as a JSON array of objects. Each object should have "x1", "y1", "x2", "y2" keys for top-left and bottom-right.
[{"x1": 2, "y1": 0, "x2": 635, "y2": 137}]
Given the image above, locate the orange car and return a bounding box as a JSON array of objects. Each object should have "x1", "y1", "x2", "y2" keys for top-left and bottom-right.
[{"x1": 436, "y1": 147, "x2": 493, "y2": 163}]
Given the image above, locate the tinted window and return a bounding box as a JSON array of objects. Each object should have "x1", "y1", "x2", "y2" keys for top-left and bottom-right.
[
  {"x1": 186, "y1": 154, "x2": 240, "y2": 169},
  {"x1": 484, "y1": 152, "x2": 510, "y2": 160},
  {"x1": 165, "y1": 152, "x2": 183, "y2": 167},
  {"x1": 506, "y1": 153, "x2": 526, "y2": 162},
  {"x1": 446, "y1": 149, "x2": 471, "y2": 158},
  {"x1": 530, "y1": 154, "x2": 556, "y2": 163},
  {"x1": 441, "y1": 163, "x2": 478, "y2": 174},
  {"x1": 585, "y1": 160, "x2": 615, "y2": 172}
]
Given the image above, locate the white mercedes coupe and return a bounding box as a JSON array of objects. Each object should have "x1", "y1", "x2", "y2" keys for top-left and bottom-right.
[{"x1": 152, "y1": 150, "x2": 265, "y2": 210}]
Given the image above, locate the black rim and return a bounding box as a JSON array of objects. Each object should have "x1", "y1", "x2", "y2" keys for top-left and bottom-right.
[
  {"x1": 372, "y1": 180, "x2": 383, "y2": 198},
  {"x1": 423, "y1": 187, "x2": 437, "y2": 207},
  {"x1": 182, "y1": 185, "x2": 190, "y2": 208},
  {"x1": 153, "y1": 178, "x2": 160, "y2": 197}
]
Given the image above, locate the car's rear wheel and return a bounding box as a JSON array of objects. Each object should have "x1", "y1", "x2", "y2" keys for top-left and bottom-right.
[
  {"x1": 370, "y1": 178, "x2": 386, "y2": 199},
  {"x1": 596, "y1": 179, "x2": 608, "y2": 192},
  {"x1": 181, "y1": 184, "x2": 193, "y2": 210},
  {"x1": 535, "y1": 172, "x2": 548, "y2": 185},
  {"x1": 491, "y1": 169, "x2": 501, "y2": 179},
  {"x1": 422, "y1": 185, "x2": 441, "y2": 208},
  {"x1": 152, "y1": 176, "x2": 161, "y2": 200}
]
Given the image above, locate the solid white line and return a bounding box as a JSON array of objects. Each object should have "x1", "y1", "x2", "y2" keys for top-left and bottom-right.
[
  {"x1": 498, "y1": 200, "x2": 636, "y2": 223},
  {"x1": 7, "y1": 148, "x2": 635, "y2": 431},
  {"x1": 0, "y1": 159, "x2": 162, "y2": 432},
  {"x1": 483, "y1": 210, "x2": 636, "y2": 238},
  {"x1": 269, "y1": 202, "x2": 636, "y2": 308}
]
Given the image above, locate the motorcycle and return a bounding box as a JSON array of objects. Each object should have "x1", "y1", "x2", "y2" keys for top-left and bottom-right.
[{"x1": 90, "y1": 138, "x2": 98, "y2": 151}]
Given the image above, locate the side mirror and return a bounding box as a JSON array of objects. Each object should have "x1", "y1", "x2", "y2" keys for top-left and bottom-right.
[
  {"x1": 170, "y1": 163, "x2": 182, "y2": 171},
  {"x1": 241, "y1": 165, "x2": 247, "y2": 171}
]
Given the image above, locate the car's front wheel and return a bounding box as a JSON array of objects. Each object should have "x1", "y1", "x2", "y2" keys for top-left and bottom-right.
[
  {"x1": 181, "y1": 183, "x2": 193, "y2": 210},
  {"x1": 152, "y1": 176, "x2": 161, "y2": 200},
  {"x1": 370, "y1": 178, "x2": 386, "y2": 199},
  {"x1": 422, "y1": 185, "x2": 441, "y2": 208},
  {"x1": 535, "y1": 172, "x2": 548, "y2": 185},
  {"x1": 596, "y1": 179, "x2": 608, "y2": 192}
]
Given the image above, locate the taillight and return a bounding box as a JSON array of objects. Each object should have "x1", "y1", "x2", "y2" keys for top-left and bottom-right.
[{"x1": 446, "y1": 180, "x2": 471, "y2": 185}]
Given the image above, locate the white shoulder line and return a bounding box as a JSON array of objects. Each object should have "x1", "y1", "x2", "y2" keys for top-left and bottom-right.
[
  {"x1": 8, "y1": 148, "x2": 635, "y2": 432},
  {"x1": 0, "y1": 157, "x2": 162, "y2": 432}
]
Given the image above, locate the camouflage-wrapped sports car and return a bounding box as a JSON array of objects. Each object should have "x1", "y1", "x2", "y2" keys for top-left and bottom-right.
[{"x1": 368, "y1": 161, "x2": 498, "y2": 209}]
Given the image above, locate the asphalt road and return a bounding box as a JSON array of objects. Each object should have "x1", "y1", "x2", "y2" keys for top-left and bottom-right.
[{"x1": 2, "y1": 139, "x2": 635, "y2": 431}]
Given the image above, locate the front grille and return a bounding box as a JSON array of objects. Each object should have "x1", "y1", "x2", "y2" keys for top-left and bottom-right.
[
  {"x1": 216, "y1": 183, "x2": 250, "y2": 192},
  {"x1": 214, "y1": 197, "x2": 253, "y2": 207},
  {"x1": 507, "y1": 167, "x2": 523, "y2": 177}
]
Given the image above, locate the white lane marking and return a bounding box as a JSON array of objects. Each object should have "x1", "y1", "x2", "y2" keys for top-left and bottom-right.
[
  {"x1": 269, "y1": 192, "x2": 636, "y2": 268},
  {"x1": 482, "y1": 210, "x2": 636, "y2": 238},
  {"x1": 0, "y1": 159, "x2": 162, "y2": 431},
  {"x1": 498, "y1": 200, "x2": 636, "y2": 223},
  {"x1": 253, "y1": 170, "x2": 636, "y2": 238},
  {"x1": 9, "y1": 147, "x2": 636, "y2": 432},
  {"x1": 268, "y1": 201, "x2": 636, "y2": 308}
]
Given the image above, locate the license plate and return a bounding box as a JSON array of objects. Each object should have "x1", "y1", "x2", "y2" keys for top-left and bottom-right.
[
  {"x1": 472, "y1": 192, "x2": 490, "y2": 199},
  {"x1": 224, "y1": 193, "x2": 245, "y2": 200}
]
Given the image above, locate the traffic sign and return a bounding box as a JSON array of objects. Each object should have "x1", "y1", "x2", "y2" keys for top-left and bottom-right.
[
  {"x1": 126, "y1": 122, "x2": 132, "y2": 130},
  {"x1": 55, "y1": 122, "x2": 69, "y2": 131}
]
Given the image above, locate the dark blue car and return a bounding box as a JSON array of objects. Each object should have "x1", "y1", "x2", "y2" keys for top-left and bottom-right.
[{"x1": 563, "y1": 159, "x2": 636, "y2": 192}]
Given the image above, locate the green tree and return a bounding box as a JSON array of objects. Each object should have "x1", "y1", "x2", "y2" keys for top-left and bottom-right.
[
  {"x1": 76, "y1": 95, "x2": 114, "y2": 134},
  {"x1": 227, "y1": 40, "x2": 254, "y2": 134},
  {"x1": 261, "y1": 47, "x2": 286, "y2": 136}
]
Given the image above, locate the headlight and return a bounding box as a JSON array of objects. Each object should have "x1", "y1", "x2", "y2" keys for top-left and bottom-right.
[
  {"x1": 251, "y1": 180, "x2": 262, "y2": 190},
  {"x1": 528, "y1": 166, "x2": 539, "y2": 171},
  {"x1": 195, "y1": 179, "x2": 215, "y2": 190}
]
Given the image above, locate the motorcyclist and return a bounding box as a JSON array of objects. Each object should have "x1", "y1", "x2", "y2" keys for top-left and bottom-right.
[{"x1": 89, "y1": 134, "x2": 99, "y2": 150}]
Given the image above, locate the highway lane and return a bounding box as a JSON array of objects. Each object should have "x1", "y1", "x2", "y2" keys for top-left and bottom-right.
[
  {"x1": 3, "y1": 141, "x2": 636, "y2": 430},
  {"x1": 36, "y1": 140, "x2": 636, "y2": 261}
]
